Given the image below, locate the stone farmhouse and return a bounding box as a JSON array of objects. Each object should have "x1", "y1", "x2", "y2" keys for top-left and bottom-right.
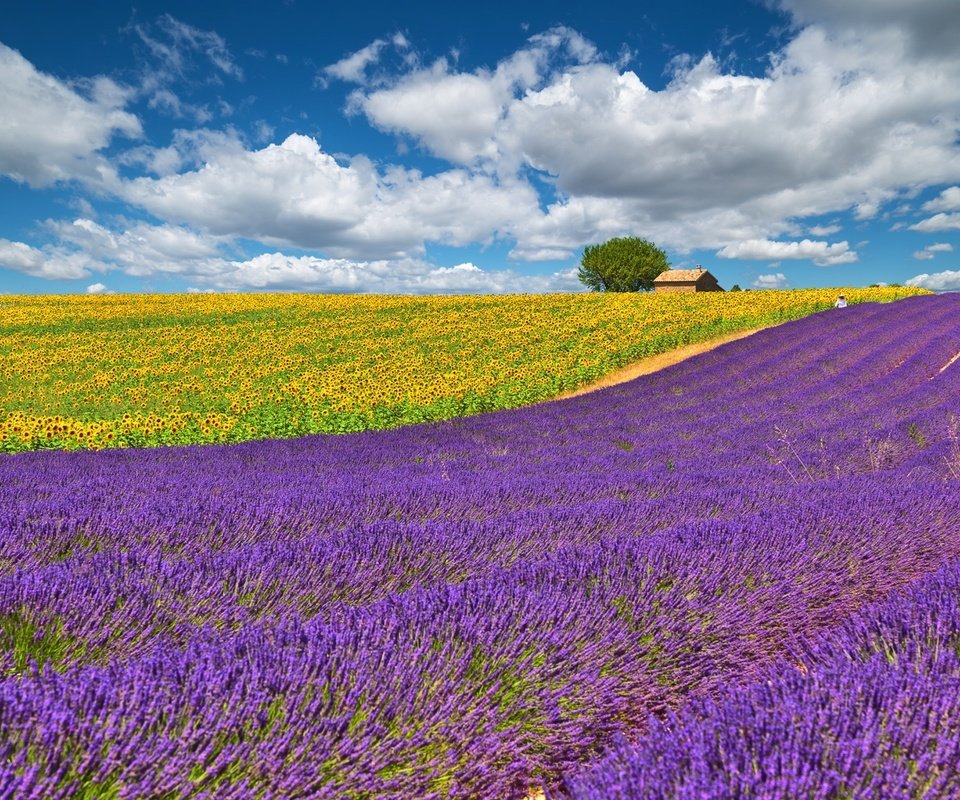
[{"x1": 653, "y1": 267, "x2": 724, "y2": 293}]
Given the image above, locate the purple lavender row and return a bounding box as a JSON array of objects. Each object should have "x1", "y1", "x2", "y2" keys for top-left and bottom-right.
[
  {"x1": 2, "y1": 476, "x2": 959, "y2": 677},
  {"x1": 561, "y1": 558, "x2": 960, "y2": 800}
]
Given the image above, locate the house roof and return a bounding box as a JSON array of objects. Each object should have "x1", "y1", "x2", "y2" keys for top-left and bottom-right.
[{"x1": 653, "y1": 269, "x2": 718, "y2": 283}]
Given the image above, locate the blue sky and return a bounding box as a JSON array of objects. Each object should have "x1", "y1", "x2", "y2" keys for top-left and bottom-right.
[{"x1": 1, "y1": 0, "x2": 959, "y2": 294}]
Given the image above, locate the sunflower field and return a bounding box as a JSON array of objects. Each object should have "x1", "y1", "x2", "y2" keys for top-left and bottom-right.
[{"x1": 0, "y1": 287, "x2": 924, "y2": 452}]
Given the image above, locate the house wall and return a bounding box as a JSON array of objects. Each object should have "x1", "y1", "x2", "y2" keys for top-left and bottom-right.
[{"x1": 653, "y1": 283, "x2": 697, "y2": 293}]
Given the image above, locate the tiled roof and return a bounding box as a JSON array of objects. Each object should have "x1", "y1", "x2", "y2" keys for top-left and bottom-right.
[{"x1": 653, "y1": 269, "x2": 716, "y2": 283}]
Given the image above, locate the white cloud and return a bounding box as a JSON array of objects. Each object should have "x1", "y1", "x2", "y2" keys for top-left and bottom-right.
[
  {"x1": 773, "y1": 0, "x2": 960, "y2": 58},
  {"x1": 350, "y1": 26, "x2": 596, "y2": 165},
  {"x1": 0, "y1": 237, "x2": 96, "y2": 280},
  {"x1": 906, "y1": 269, "x2": 960, "y2": 292},
  {"x1": 853, "y1": 201, "x2": 882, "y2": 220},
  {"x1": 0, "y1": 239, "x2": 44, "y2": 272},
  {"x1": 209, "y1": 252, "x2": 582, "y2": 293},
  {"x1": 753, "y1": 272, "x2": 789, "y2": 289},
  {"x1": 146, "y1": 88, "x2": 182, "y2": 116},
  {"x1": 322, "y1": 39, "x2": 389, "y2": 84},
  {"x1": 0, "y1": 43, "x2": 141, "y2": 187},
  {"x1": 44, "y1": 217, "x2": 224, "y2": 277},
  {"x1": 808, "y1": 224, "x2": 841, "y2": 236},
  {"x1": 508, "y1": 34, "x2": 959, "y2": 217},
  {"x1": 122, "y1": 133, "x2": 542, "y2": 258},
  {"x1": 351, "y1": 62, "x2": 506, "y2": 163},
  {"x1": 320, "y1": 32, "x2": 414, "y2": 87},
  {"x1": 144, "y1": 86, "x2": 213, "y2": 124},
  {"x1": 508, "y1": 196, "x2": 801, "y2": 262},
  {"x1": 716, "y1": 238, "x2": 857, "y2": 265},
  {"x1": 10, "y1": 217, "x2": 583, "y2": 294},
  {"x1": 253, "y1": 120, "x2": 275, "y2": 143},
  {"x1": 347, "y1": 17, "x2": 960, "y2": 255},
  {"x1": 913, "y1": 242, "x2": 953, "y2": 260},
  {"x1": 119, "y1": 127, "x2": 247, "y2": 178},
  {"x1": 910, "y1": 213, "x2": 960, "y2": 232},
  {"x1": 0, "y1": 217, "x2": 227, "y2": 284},
  {"x1": 6, "y1": 13, "x2": 960, "y2": 288},
  {"x1": 922, "y1": 186, "x2": 960, "y2": 212}
]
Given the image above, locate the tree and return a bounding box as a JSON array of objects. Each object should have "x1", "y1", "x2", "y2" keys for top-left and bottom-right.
[
  {"x1": 730, "y1": 284, "x2": 743, "y2": 292},
  {"x1": 578, "y1": 237, "x2": 670, "y2": 292}
]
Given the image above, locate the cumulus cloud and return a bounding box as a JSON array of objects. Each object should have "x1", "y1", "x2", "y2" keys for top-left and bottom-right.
[
  {"x1": 910, "y1": 190, "x2": 960, "y2": 232},
  {"x1": 922, "y1": 186, "x2": 960, "y2": 212},
  {"x1": 12, "y1": 217, "x2": 582, "y2": 294},
  {"x1": 6, "y1": 10, "x2": 960, "y2": 287},
  {"x1": 910, "y1": 213, "x2": 960, "y2": 233},
  {"x1": 753, "y1": 272, "x2": 789, "y2": 289},
  {"x1": 43, "y1": 217, "x2": 224, "y2": 277},
  {"x1": 0, "y1": 43, "x2": 141, "y2": 187},
  {"x1": 716, "y1": 238, "x2": 857, "y2": 266},
  {"x1": 772, "y1": 0, "x2": 960, "y2": 58},
  {"x1": 336, "y1": 14, "x2": 960, "y2": 259},
  {"x1": 210, "y1": 252, "x2": 582, "y2": 293},
  {"x1": 320, "y1": 33, "x2": 412, "y2": 87},
  {"x1": 913, "y1": 242, "x2": 953, "y2": 260},
  {"x1": 122, "y1": 133, "x2": 542, "y2": 258},
  {"x1": 253, "y1": 120, "x2": 275, "y2": 144},
  {"x1": 0, "y1": 218, "x2": 226, "y2": 285},
  {"x1": 349, "y1": 26, "x2": 596, "y2": 165},
  {"x1": 352, "y1": 62, "x2": 506, "y2": 163},
  {"x1": 0, "y1": 239, "x2": 45, "y2": 273},
  {"x1": 906, "y1": 269, "x2": 960, "y2": 292},
  {"x1": 119, "y1": 127, "x2": 247, "y2": 178},
  {"x1": 509, "y1": 197, "x2": 802, "y2": 262},
  {"x1": 0, "y1": 237, "x2": 97, "y2": 280},
  {"x1": 513, "y1": 36, "x2": 958, "y2": 217}
]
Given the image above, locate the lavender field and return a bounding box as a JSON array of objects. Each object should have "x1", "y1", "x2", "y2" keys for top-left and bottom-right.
[{"x1": 2, "y1": 294, "x2": 959, "y2": 798}]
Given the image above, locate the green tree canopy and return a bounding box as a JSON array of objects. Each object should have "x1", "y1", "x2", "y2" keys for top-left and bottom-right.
[{"x1": 577, "y1": 236, "x2": 670, "y2": 292}]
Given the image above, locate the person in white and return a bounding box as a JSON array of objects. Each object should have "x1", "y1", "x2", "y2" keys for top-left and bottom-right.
[{"x1": 834, "y1": 295, "x2": 847, "y2": 308}]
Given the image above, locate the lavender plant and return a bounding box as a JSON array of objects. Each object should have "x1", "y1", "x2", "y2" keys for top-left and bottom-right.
[{"x1": 562, "y1": 559, "x2": 960, "y2": 799}]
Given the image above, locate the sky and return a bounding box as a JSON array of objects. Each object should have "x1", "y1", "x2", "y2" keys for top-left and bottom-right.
[{"x1": 1, "y1": 0, "x2": 959, "y2": 295}]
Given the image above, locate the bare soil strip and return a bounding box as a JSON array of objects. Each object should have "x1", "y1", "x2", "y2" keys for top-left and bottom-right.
[
  {"x1": 939, "y1": 350, "x2": 960, "y2": 374},
  {"x1": 553, "y1": 327, "x2": 766, "y2": 401}
]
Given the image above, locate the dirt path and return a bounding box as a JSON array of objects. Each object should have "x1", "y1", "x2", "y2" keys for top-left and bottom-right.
[{"x1": 552, "y1": 327, "x2": 766, "y2": 401}]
